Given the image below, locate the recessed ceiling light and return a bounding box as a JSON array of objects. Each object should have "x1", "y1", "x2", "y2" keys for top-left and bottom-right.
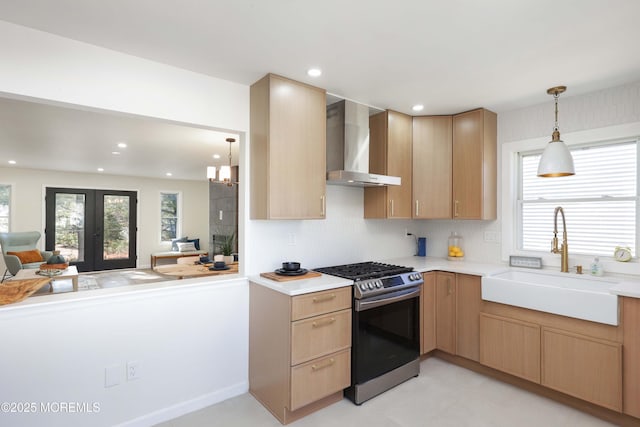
[
  {"x1": 8, "y1": 160, "x2": 16, "y2": 165},
  {"x1": 412, "y1": 104, "x2": 424, "y2": 112},
  {"x1": 165, "y1": 172, "x2": 172, "y2": 177},
  {"x1": 97, "y1": 168, "x2": 104, "y2": 172},
  {"x1": 213, "y1": 154, "x2": 221, "y2": 159},
  {"x1": 111, "y1": 151, "x2": 121, "y2": 155},
  {"x1": 117, "y1": 142, "x2": 127, "y2": 148},
  {"x1": 307, "y1": 68, "x2": 322, "y2": 77}
]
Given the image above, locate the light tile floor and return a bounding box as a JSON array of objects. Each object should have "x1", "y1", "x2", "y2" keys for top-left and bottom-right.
[{"x1": 156, "y1": 357, "x2": 615, "y2": 427}]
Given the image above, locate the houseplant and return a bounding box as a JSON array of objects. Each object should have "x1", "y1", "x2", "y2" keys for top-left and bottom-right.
[{"x1": 218, "y1": 232, "x2": 235, "y2": 265}]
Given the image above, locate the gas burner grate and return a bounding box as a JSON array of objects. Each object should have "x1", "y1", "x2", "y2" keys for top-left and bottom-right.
[{"x1": 314, "y1": 261, "x2": 413, "y2": 281}]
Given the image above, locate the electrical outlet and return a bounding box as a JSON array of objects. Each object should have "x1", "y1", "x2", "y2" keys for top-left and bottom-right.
[
  {"x1": 287, "y1": 233, "x2": 296, "y2": 246},
  {"x1": 484, "y1": 231, "x2": 498, "y2": 242},
  {"x1": 105, "y1": 365, "x2": 122, "y2": 388},
  {"x1": 127, "y1": 361, "x2": 141, "y2": 381}
]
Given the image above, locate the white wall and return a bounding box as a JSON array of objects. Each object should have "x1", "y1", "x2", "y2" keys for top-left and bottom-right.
[
  {"x1": 0, "y1": 20, "x2": 250, "y2": 427},
  {"x1": 246, "y1": 185, "x2": 415, "y2": 274},
  {"x1": 0, "y1": 279, "x2": 248, "y2": 427},
  {"x1": 412, "y1": 80, "x2": 640, "y2": 265},
  {"x1": 0, "y1": 166, "x2": 209, "y2": 272}
]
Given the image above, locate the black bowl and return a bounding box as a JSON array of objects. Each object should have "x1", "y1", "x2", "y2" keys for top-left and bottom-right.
[
  {"x1": 214, "y1": 261, "x2": 227, "y2": 269},
  {"x1": 282, "y1": 261, "x2": 301, "y2": 271}
]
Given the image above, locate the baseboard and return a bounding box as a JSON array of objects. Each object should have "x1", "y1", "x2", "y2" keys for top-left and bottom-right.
[{"x1": 115, "y1": 381, "x2": 249, "y2": 427}]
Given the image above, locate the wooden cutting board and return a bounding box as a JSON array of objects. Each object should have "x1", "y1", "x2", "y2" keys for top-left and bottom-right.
[{"x1": 260, "y1": 270, "x2": 322, "y2": 282}]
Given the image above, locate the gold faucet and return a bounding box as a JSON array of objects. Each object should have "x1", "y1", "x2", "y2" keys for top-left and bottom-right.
[{"x1": 551, "y1": 206, "x2": 569, "y2": 272}]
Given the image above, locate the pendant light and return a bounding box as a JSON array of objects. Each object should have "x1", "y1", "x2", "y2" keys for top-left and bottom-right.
[
  {"x1": 207, "y1": 138, "x2": 236, "y2": 187},
  {"x1": 537, "y1": 86, "x2": 575, "y2": 177}
]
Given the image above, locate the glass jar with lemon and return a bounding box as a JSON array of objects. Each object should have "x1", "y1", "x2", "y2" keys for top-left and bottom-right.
[{"x1": 447, "y1": 232, "x2": 464, "y2": 261}]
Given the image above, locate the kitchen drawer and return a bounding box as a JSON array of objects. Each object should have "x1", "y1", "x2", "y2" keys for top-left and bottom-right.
[
  {"x1": 291, "y1": 286, "x2": 351, "y2": 321},
  {"x1": 291, "y1": 309, "x2": 351, "y2": 365},
  {"x1": 290, "y1": 348, "x2": 350, "y2": 411}
]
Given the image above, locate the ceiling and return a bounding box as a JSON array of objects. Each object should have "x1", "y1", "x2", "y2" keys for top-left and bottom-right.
[
  {"x1": 0, "y1": 0, "x2": 639, "y2": 179},
  {"x1": 0, "y1": 97, "x2": 239, "y2": 181}
]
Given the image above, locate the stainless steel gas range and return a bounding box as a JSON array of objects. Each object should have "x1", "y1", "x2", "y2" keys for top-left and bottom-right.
[{"x1": 314, "y1": 261, "x2": 423, "y2": 404}]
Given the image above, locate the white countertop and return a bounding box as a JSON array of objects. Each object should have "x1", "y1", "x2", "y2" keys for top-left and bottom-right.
[
  {"x1": 248, "y1": 273, "x2": 353, "y2": 296},
  {"x1": 250, "y1": 256, "x2": 640, "y2": 298}
]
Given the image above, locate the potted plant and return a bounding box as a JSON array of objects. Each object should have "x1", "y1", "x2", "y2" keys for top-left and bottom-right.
[{"x1": 218, "y1": 232, "x2": 235, "y2": 265}]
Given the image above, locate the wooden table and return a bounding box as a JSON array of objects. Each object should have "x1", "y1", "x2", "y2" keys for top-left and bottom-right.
[
  {"x1": 12, "y1": 266, "x2": 79, "y2": 292},
  {"x1": 150, "y1": 250, "x2": 209, "y2": 268},
  {"x1": 153, "y1": 262, "x2": 238, "y2": 279}
]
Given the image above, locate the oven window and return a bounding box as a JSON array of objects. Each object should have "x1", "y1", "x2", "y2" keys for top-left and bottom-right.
[{"x1": 354, "y1": 297, "x2": 419, "y2": 382}]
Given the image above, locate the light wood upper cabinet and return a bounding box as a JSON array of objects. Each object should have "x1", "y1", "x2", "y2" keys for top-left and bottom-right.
[
  {"x1": 250, "y1": 74, "x2": 327, "y2": 219},
  {"x1": 364, "y1": 110, "x2": 412, "y2": 218},
  {"x1": 452, "y1": 108, "x2": 497, "y2": 220},
  {"x1": 412, "y1": 116, "x2": 452, "y2": 219}
]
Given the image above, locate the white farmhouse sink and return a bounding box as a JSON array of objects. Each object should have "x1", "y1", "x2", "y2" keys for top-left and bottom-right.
[{"x1": 482, "y1": 269, "x2": 619, "y2": 325}]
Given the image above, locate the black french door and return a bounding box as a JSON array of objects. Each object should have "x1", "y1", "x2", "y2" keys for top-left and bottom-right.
[{"x1": 45, "y1": 188, "x2": 137, "y2": 272}]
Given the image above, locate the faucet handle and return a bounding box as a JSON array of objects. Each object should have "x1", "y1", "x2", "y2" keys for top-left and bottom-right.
[{"x1": 575, "y1": 265, "x2": 583, "y2": 274}]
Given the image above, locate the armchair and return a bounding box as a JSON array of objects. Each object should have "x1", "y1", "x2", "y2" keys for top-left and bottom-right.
[{"x1": 0, "y1": 231, "x2": 52, "y2": 282}]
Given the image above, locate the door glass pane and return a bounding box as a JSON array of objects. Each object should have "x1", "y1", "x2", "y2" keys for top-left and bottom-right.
[
  {"x1": 103, "y1": 195, "x2": 130, "y2": 260},
  {"x1": 55, "y1": 193, "x2": 85, "y2": 262}
]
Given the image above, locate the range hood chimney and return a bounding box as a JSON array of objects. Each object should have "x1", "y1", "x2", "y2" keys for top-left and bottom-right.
[{"x1": 326, "y1": 100, "x2": 401, "y2": 187}]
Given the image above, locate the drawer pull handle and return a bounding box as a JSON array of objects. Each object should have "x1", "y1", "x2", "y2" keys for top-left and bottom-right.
[
  {"x1": 312, "y1": 317, "x2": 336, "y2": 328},
  {"x1": 313, "y1": 294, "x2": 336, "y2": 303},
  {"x1": 311, "y1": 358, "x2": 335, "y2": 371}
]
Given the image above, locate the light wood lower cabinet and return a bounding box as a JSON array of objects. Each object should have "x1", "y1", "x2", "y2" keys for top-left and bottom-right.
[
  {"x1": 623, "y1": 296, "x2": 640, "y2": 418},
  {"x1": 480, "y1": 301, "x2": 623, "y2": 413},
  {"x1": 291, "y1": 309, "x2": 351, "y2": 365},
  {"x1": 435, "y1": 272, "x2": 456, "y2": 353},
  {"x1": 456, "y1": 274, "x2": 481, "y2": 361},
  {"x1": 542, "y1": 328, "x2": 622, "y2": 412},
  {"x1": 290, "y1": 348, "x2": 351, "y2": 411},
  {"x1": 249, "y1": 283, "x2": 352, "y2": 424},
  {"x1": 480, "y1": 313, "x2": 541, "y2": 383},
  {"x1": 421, "y1": 272, "x2": 436, "y2": 354}
]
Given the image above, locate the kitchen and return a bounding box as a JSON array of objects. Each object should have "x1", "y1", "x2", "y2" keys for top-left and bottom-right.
[{"x1": 1, "y1": 2, "x2": 640, "y2": 427}]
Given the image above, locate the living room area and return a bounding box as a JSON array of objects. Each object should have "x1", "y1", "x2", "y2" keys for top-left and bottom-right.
[{"x1": 0, "y1": 96, "x2": 240, "y2": 302}]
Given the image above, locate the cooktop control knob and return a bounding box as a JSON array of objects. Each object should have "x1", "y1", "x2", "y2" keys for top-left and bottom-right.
[
  {"x1": 359, "y1": 283, "x2": 367, "y2": 291},
  {"x1": 368, "y1": 282, "x2": 374, "y2": 290},
  {"x1": 376, "y1": 281, "x2": 382, "y2": 288}
]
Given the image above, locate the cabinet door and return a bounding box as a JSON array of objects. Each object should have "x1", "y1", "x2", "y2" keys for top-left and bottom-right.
[
  {"x1": 291, "y1": 309, "x2": 351, "y2": 365},
  {"x1": 455, "y1": 274, "x2": 481, "y2": 361},
  {"x1": 479, "y1": 313, "x2": 541, "y2": 383},
  {"x1": 435, "y1": 272, "x2": 456, "y2": 354},
  {"x1": 623, "y1": 297, "x2": 640, "y2": 417},
  {"x1": 250, "y1": 74, "x2": 326, "y2": 220},
  {"x1": 386, "y1": 110, "x2": 412, "y2": 218},
  {"x1": 269, "y1": 75, "x2": 326, "y2": 219},
  {"x1": 421, "y1": 272, "x2": 436, "y2": 354},
  {"x1": 364, "y1": 110, "x2": 412, "y2": 218},
  {"x1": 542, "y1": 327, "x2": 622, "y2": 411},
  {"x1": 290, "y1": 349, "x2": 351, "y2": 411},
  {"x1": 452, "y1": 109, "x2": 496, "y2": 220},
  {"x1": 412, "y1": 116, "x2": 452, "y2": 218}
]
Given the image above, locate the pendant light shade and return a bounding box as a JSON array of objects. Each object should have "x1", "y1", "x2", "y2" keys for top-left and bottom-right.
[
  {"x1": 537, "y1": 138, "x2": 575, "y2": 177},
  {"x1": 537, "y1": 86, "x2": 575, "y2": 177},
  {"x1": 207, "y1": 137, "x2": 237, "y2": 186}
]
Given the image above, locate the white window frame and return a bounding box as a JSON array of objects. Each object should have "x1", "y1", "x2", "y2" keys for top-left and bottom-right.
[
  {"x1": 0, "y1": 183, "x2": 11, "y2": 233},
  {"x1": 159, "y1": 191, "x2": 182, "y2": 243},
  {"x1": 501, "y1": 122, "x2": 640, "y2": 276}
]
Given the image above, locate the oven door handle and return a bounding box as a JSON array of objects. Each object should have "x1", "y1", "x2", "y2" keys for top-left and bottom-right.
[{"x1": 355, "y1": 286, "x2": 421, "y2": 312}]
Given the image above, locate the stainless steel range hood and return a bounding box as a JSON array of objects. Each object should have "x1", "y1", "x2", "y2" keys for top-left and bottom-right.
[{"x1": 326, "y1": 100, "x2": 401, "y2": 187}]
